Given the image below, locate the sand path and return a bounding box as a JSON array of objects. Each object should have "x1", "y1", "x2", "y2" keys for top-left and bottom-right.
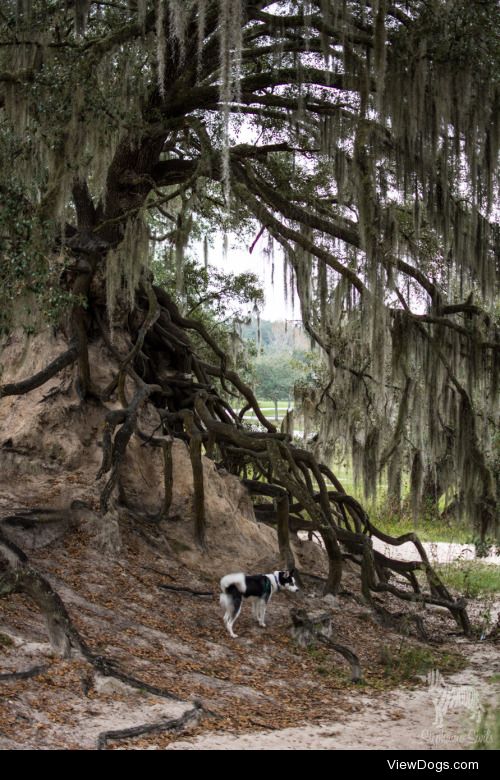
[{"x1": 166, "y1": 640, "x2": 499, "y2": 750}]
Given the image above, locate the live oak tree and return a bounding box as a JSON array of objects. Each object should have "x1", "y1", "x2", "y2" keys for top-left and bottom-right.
[
  {"x1": 1, "y1": 0, "x2": 499, "y2": 650},
  {"x1": 254, "y1": 356, "x2": 294, "y2": 419}
]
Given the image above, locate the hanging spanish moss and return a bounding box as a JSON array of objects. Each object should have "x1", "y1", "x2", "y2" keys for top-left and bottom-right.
[
  {"x1": 196, "y1": 0, "x2": 207, "y2": 78},
  {"x1": 203, "y1": 234, "x2": 209, "y2": 269},
  {"x1": 218, "y1": 0, "x2": 243, "y2": 204},
  {"x1": 254, "y1": 303, "x2": 261, "y2": 354},
  {"x1": 373, "y1": 0, "x2": 387, "y2": 114},
  {"x1": 168, "y1": 0, "x2": 189, "y2": 62},
  {"x1": 229, "y1": 323, "x2": 244, "y2": 367},
  {"x1": 4, "y1": 4, "x2": 496, "y2": 657},
  {"x1": 156, "y1": 0, "x2": 167, "y2": 97},
  {"x1": 106, "y1": 216, "x2": 150, "y2": 323},
  {"x1": 382, "y1": 0, "x2": 499, "y2": 295},
  {"x1": 387, "y1": 449, "x2": 402, "y2": 511},
  {"x1": 16, "y1": 0, "x2": 32, "y2": 22}
]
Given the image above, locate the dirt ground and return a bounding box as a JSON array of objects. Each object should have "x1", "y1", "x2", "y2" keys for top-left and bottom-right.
[
  {"x1": 1, "y1": 508, "x2": 498, "y2": 751},
  {"x1": 166, "y1": 641, "x2": 500, "y2": 750}
]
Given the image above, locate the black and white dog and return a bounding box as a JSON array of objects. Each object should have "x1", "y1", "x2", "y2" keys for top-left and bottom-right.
[{"x1": 219, "y1": 570, "x2": 298, "y2": 638}]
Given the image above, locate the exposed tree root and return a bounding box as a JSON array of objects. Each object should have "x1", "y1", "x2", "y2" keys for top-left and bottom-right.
[
  {"x1": 371, "y1": 607, "x2": 430, "y2": 643},
  {"x1": 158, "y1": 584, "x2": 213, "y2": 597},
  {"x1": 97, "y1": 382, "x2": 161, "y2": 512},
  {"x1": 290, "y1": 607, "x2": 363, "y2": 683},
  {"x1": 0, "y1": 528, "x2": 89, "y2": 658},
  {"x1": 0, "y1": 340, "x2": 79, "y2": 399},
  {"x1": 161, "y1": 437, "x2": 174, "y2": 519},
  {"x1": 0, "y1": 280, "x2": 472, "y2": 646},
  {"x1": 243, "y1": 480, "x2": 295, "y2": 570},
  {"x1": 0, "y1": 529, "x2": 206, "y2": 748},
  {"x1": 97, "y1": 703, "x2": 203, "y2": 750}
]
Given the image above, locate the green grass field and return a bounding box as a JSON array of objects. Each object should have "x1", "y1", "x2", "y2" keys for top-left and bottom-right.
[
  {"x1": 436, "y1": 561, "x2": 500, "y2": 597},
  {"x1": 372, "y1": 512, "x2": 472, "y2": 544},
  {"x1": 252, "y1": 400, "x2": 292, "y2": 409}
]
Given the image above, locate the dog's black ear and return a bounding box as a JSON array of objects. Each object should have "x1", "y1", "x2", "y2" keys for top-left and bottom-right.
[{"x1": 290, "y1": 568, "x2": 296, "y2": 577}]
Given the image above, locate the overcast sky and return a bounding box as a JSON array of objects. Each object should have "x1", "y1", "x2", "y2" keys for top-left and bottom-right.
[{"x1": 209, "y1": 231, "x2": 301, "y2": 322}]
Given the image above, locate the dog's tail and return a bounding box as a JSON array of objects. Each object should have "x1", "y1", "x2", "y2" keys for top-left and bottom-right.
[
  {"x1": 220, "y1": 573, "x2": 246, "y2": 615},
  {"x1": 220, "y1": 592, "x2": 232, "y2": 613}
]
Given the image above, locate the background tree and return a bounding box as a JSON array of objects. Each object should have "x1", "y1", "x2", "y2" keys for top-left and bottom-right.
[
  {"x1": 244, "y1": 319, "x2": 314, "y2": 419},
  {"x1": 254, "y1": 356, "x2": 294, "y2": 419}
]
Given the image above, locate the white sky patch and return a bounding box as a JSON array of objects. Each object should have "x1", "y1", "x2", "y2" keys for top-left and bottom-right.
[{"x1": 208, "y1": 232, "x2": 300, "y2": 322}]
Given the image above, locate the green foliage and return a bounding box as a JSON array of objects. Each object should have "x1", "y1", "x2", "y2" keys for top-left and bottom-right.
[
  {"x1": 151, "y1": 253, "x2": 263, "y2": 376},
  {"x1": 152, "y1": 255, "x2": 263, "y2": 323},
  {"x1": 253, "y1": 356, "x2": 296, "y2": 404},
  {"x1": 0, "y1": 120, "x2": 90, "y2": 331},
  {"x1": 304, "y1": 646, "x2": 348, "y2": 684},
  {"x1": 468, "y1": 535, "x2": 500, "y2": 559},
  {"x1": 436, "y1": 562, "x2": 500, "y2": 598},
  {"x1": 372, "y1": 509, "x2": 471, "y2": 545},
  {"x1": 379, "y1": 643, "x2": 466, "y2": 683},
  {"x1": 0, "y1": 195, "x2": 76, "y2": 333},
  {"x1": 292, "y1": 351, "x2": 327, "y2": 398},
  {"x1": 243, "y1": 319, "x2": 320, "y2": 405}
]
